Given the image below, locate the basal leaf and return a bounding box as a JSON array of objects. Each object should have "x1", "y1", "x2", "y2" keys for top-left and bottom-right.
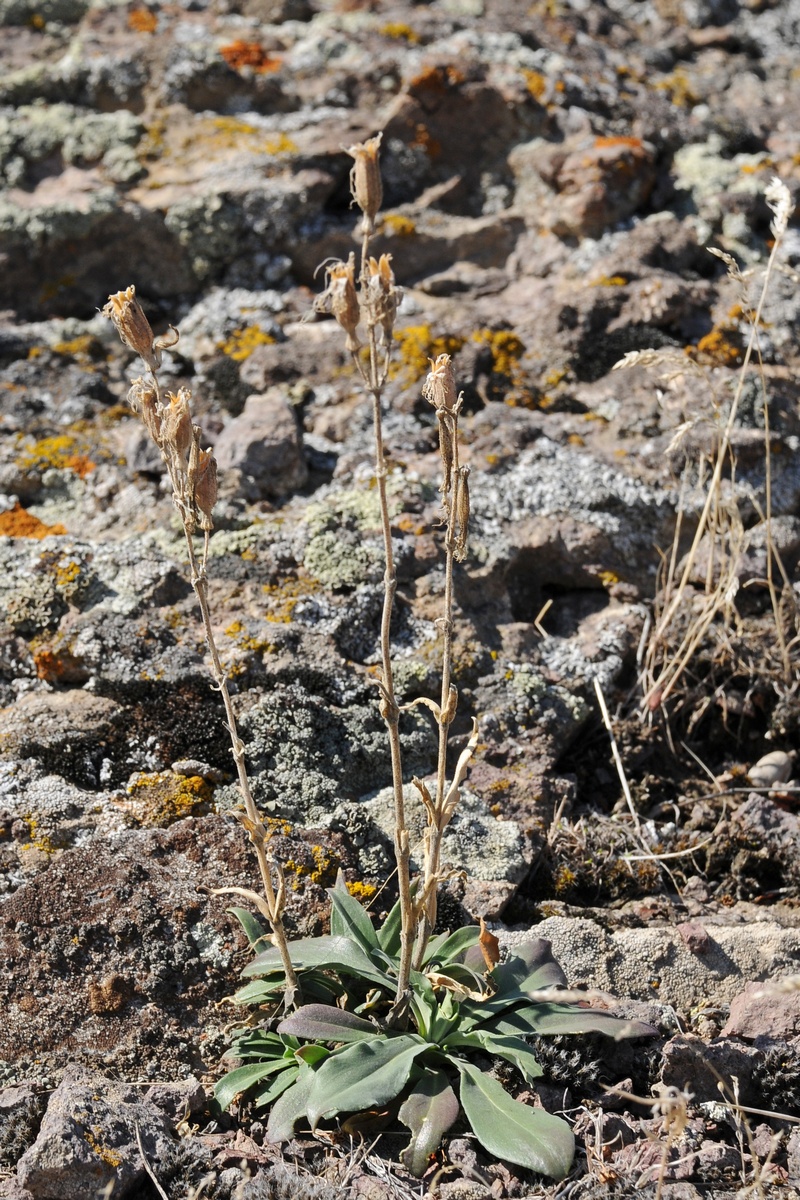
[
  {"x1": 328, "y1": 886, "x2": 379, "y2": 953},
  {"x1": 253, "y1": 1065, "x2": 299, "y2": 1109},
  {"x1": 480, "y1": 1002, "x2": 658, "y2": 1040},
  {"x1": 278, "y1": 1004, "x2": 378, "y2": 1044},
  {"x1": 227, "y1": 907, "x2": 271, "y2": 951},
  {"x1": 470, "y1": 1032, "x2": 544, "y2": 1086},
  {"x1": 456, "y1": 1061, "x2": 575, "y2": 1180},
  {"x1": 267, "y1": 1064, "x2": 317, "y2": 1142},
  {"x1": 425, "y1": 925, "x2": 481, "y2": 967},
  {"x1": 489, "y1": 938, "x2": 568, "y2": 997},
  {"x1": 232, "y1": 978, "x2": 287, "y2": 1005},
  {"x1": 244, "y1": 935, "x2": 392, "y2": 990},
  {"x1": 377, "y1": 894, "x2": 403, "y2": 956},
  {"x1": 398, "y1": 1068, "x2": 460, "y2": 1177},
  {"x1": 214, "y1": 1059, "x2": 293, "y2": 1111},
  {"x1": 306, "y1": 1035, "x2": 429, "y2": 1129}
]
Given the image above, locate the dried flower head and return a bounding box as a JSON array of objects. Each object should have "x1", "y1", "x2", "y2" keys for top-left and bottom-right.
[
  {"x1": 103, "y1": 285, "x2": 161, "y2": 373},
  {"x1": 344, "y1": 132, "x2": 383, "y2": 233},
  {"x1": 364, "y1": 254, "x2": 401, "y2": 343},
  {"x1": 194, "y1": 448, "x2": 218, "y2": 531},
  {"x1": 128, "y1": 377, "x2": 163, "y2": 445},
  {"x1": 423, "y1": 354, "x2": 459, "y2": 413},
  {"x1": 316, "y1": 254, "x2": 361, "y2": 352},
  {"x1": 161, "y1": 388, "x2": 194, "y2": 465}
]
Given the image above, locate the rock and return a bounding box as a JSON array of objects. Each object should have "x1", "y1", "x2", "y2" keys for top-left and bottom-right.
[
  {"x1": 747, "y1": 750, "x2": 793, "y2": 789},
  {"x1": 143, "y1": 1077, "x2": 205, "y2": 1128},
  {"x1": 213, "y1": 390, "x2": 307, "y2": 500},
  {"x1": 521, "y1": 916, "x2": 800, "y2": 1012},
  {"x1": 721, "y1": 981, "x2": 800, "y2": 1040},
  {"x1": 661, "y1": 1034, "x2": 761, "y2": 1105},
  {"x1": 536, "y1": 134, "x2": 658, "y2": 239},
  {"x1": 16, "y1": 1066, "x2": 176, "y2": 1197},
  {"x1": 0, "y1": 1084, "x2": 44, "y2": 1172}
]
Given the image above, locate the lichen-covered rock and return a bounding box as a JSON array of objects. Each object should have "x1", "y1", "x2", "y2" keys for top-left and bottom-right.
[
  {"x1": 16, "y1": 1065, "x2": 178, "y2": 1196},
  {"x1": 213, "y1": 390, "x2": 307, "y2": 499}
]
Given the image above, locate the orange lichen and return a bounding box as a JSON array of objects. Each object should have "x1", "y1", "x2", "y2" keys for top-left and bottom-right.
[
  {"x1": 32, "y1": 647, "x2": 83, "y2": 683},
  {"x1": 219, "y1": 40, "x2": 282, "y2": 73},
  {"x1": 689, "y1": 327, "x2": 743, "y2": 367},
  {"x1": 408, "y1": 64, "x2": 464, "y2": 96},
  {"x1": 128, "y1": 7, "x2": 158, "y2": 33},
  {"x1": 594, "y1": 135, "x2": 643, "y2": 150},
  {"x1": 0, "y1": 504, "x2": 66, "y2": 539},
  {"x1": 522, "y1": 70, "x2": 547, "y2": 100}
]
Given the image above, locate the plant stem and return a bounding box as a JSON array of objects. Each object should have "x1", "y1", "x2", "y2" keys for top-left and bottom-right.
[
  {"x1": 182, "y1": 532, "x2": 299, "y2": 1001},
  {"x1": 361, "y1": 315, "x2": 414, "y2": 1019}
]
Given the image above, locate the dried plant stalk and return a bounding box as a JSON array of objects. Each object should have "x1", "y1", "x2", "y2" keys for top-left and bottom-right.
[
  {"x1": 316, "y1": 134, "x2": 476, "y2": 1017},
  {"x1": 103, "y1": 287, "x2": 299, "y2": 1006}
]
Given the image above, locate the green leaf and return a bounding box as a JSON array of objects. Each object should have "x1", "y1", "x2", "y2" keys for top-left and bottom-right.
[
  {"x1": 408, "y1": 971, "x2": 437, "y2": 1039},
  {"x1": 214, "y1": 1059, "x2": 293, "y2": 1111},
  {"x1": 456, "y1": 1061, "x2": 575, "y2": 1180},
  {"x1": 490, "y1": 938, "x2": 568, "y2": 997},
  {"x1": 328, "y1": 885, "x2": 379, "y2": 953},
  {"x1": 295, "y1": 1043, "x2": 330, "y2": 1066},
  {"x1": 471, "y1": 1032, "x2": 544, "y2": 1086},
  {"x1": 377, "y1": 894, "x2": 403, "y2": 957},
  {"x1": 398, "y1": 1068, "x2": 460, "y2": 1177},
  {"x1": 480, "y1": 1002, "x2": 657, "y2": 1040},
  {"x1": 425, "y1": 925, "x2": 481, "y2": 967},
  {"x1": 278, "y1": 1004, "x2": 378, "y2": 1044},
  {"x1": 232, "y1": 978, "x2": 287, "y2": 1005},
  {"x1": 267, "y1": 1064, "x2": 317, "y2": 1142},
  {"x1": 244, "y1": 935, "x2": 392, "y2": 990},
  {"x1": 227, "y1": 907, "x2": 271, "y2": 951},
  {"x1": 306, "y1": 1035, "x2": 429, "y2": 1129},
  {"x1": 224, "y1": 1029, "x2": 286, "y2": 1061},
  {"x1": 253, "y1": 1065, "x2": 299, "y2": 1109}
]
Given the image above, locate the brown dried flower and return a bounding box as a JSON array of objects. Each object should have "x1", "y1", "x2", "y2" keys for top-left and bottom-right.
[
  {"x1": 316, "y1": 255, "x2": 361, "y2": 352},
  {"x1": 344, "y1": 132, "x2": 383, "y2": 233},
  {"x1": 128, "y1": 377, "x2": 163, "y2": 445},
  {"x1": 364, "y1": 254, "x2": 401, "y2": 343},
  {"x1": 455, "y1": 465, "x2": 470, "y2": 562},
  {"x1": 161, "y1": 388, "x2": 194, "y2": 465},
  {"x1": 103, "y1": 285, "x2": 161, "y2": 373},
  {"x1": 423, "y1": 354, "x2": 459, "y2": 413},
  {"x1": 194, "y1": 448, "x2": 218, "y2": 530}
]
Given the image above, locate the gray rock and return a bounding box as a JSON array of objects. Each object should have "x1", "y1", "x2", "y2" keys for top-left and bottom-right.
[
  {"x1": 518, "y1": 916, "x2": 800, "y2": 1013},
  {"x1": 213, "y1": 391, "x2": 307, "y2": 500},
  {"x1": 16, "y1": 1065, "x2": 176, "y2": 1197}
]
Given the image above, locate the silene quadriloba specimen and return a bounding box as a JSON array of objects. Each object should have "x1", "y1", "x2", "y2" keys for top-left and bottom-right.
[{"x1": 104, "y1": 133, "x2": 656, "y2": 1181}]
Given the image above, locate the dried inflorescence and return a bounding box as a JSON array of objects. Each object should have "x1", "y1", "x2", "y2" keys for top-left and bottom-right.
[
  {"x1": 344, "y1": 132, "x2": 383, "y2": 235},
  {"x1": 105, "y1": 287, "x2": 217, "y2": 534}
]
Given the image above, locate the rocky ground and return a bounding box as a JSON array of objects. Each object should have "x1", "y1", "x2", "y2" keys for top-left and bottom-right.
[{"x1": 1, "y1": 0, "x2": 800, "y2": 1195}]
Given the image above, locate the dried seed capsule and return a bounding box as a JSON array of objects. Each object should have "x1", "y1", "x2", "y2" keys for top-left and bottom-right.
[
  {"x1": 162, "y1": 388, "x2": 194, "y2": 465},
  {"x1": 324, "y1": 255, "x2": 361, "y2": 352},
  {"x1": 364, "y1": 254, "x2": 401, "y2": 343},
  {"x1": 455, "y1": 466, "x2": 470, "y2": 562},
  {"x1": 127, "y1": 377, "x2": 163, "y2": 445},
  {"x1": 194, "y1": 448, "x2": 218, "y2": 531},
  {"x1": 423, "y1": 354, "x2": 459, "y2": 413},
  {"x1": 103, "y1": 285, "x2": 161, "y2": 373},
  {"x1": 344, "y1": 132, "x2": 383, "y2": 233}
]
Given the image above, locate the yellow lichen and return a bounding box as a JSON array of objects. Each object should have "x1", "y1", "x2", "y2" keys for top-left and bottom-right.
[
  {"x1": 18, "y1": 434, "x2": 95, "y2": 479},
  {"x1": 381, "y1": 213, "x2": 416, "y2": 237},
  {"x1": 52, "y1": 334, "x2": 104, "y2": 362},
  {"x1": 598, "y1": 570, "x2": 620, "y2": 587},
  {"x1": 284, "y1": 843, "x2": 339, "y2": 890},
  {"x1": 220, "y1": 325, "x2": 276, "y2": 361},
  {"x1": 588, "y1": 274, "x2": 629, "y2": 288},
  {"x1": 391, "y1": 325, "x2": 465, "y2": 381},
  {"x1": 84, "y1": 1129, "x2": 123, "y2": 1168},
  {"x1": 379, "y1": 21, "x2": 420, "y2": 43},
  {"x1": 346, "y1": 880, "x2": 377, "y2": 902},
  {"x1": 121, "y1": 772, "x2": 213, "y2": 827}
]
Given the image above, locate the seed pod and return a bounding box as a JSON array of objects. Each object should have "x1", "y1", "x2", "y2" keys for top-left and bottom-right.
[
  {"x1": 437, "y1": 410, "x2": 455, "y2": 498},
  {"x1": 344, "y1": 132, "x2": 383, "y2": 233},
  {"x1": 128, "y1": 377, "x2": 163, "y2": 445},
  {"x1": 103, "y1": 285, "x2": 161, "y2": 373},
  {"x1": 364, "y1": 254, "x2": 401, "y2": 343},
  {"x1": 423, "y1": 354, "x2": 459, "y2": 412},
  {"x1": 195, "y1": 448, "x2": 218, "y2": 531},
  {"x1": 162, "y1": 388, "x2": 194, "y2": 465},
  {"x1": 326, "y1": 255, "x2": 361, "y2": 352},
  {"x1": 455, "y1": 465, "x2": 470, "y2": 562},
  {"x1": 441, "y1": 684, "x2": 458, "y2": 726}
]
